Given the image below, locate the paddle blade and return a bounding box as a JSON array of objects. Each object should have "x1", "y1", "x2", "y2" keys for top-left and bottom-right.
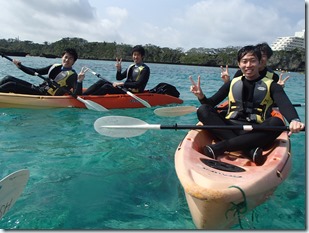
[
  {"x1": 94, "y1": 116, "x2": 149, "y2": 138},
  {"x1": 154, "y1": 106, "x2": 197, "y2": 117},
  {"x1": 76, "y1": 97, "x2": 108, "y2": 112},
  {"x1": 125, "y1": 91, "x2": 151, "y2": 108},
  {"x1": 84, "y1": 100, "x2": 109, "y2": 112},
  {"x1": 0, "y1": 169, "x2": 29, "y2": 219}
]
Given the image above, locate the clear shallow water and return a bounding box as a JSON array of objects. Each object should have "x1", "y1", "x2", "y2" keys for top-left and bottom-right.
[{"x1": 0, "y1": 57, "x2": 306, "y2": 230}]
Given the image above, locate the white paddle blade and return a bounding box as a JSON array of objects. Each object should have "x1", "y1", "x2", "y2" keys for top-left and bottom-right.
[
  {"x1": 94, "y1": 116, "x2": 150, "y2": 138},
  {"x1": 154, "y1": 106, "x2": 197, "y2": 117},
  {"x1": 0, "y1": 169, "x2": 30, "y2": 219},
  {"x1": 84, "y1": 100, "x2": 109, "y2": 112},
  {"x1": 125, "y1": 91, "x2": 151, "y2": 108},
  {"x1": 76, "y1": 97, "x2": 108, "y2": 112}
]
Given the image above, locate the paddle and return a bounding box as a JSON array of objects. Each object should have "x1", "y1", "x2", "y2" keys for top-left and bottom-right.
[
  {"x1": 0, "y1": 53, "x2": 108, "y2": 111},
  {"x1": 154, "y1": 103, "x2": 306, "y2": 117},
  {"x1": 94, "y1": 116, "x2": 305, "y2": 138},
  {"x1": 0, "y1": 169, "x2": 30, "y2": 219},
  {"x1": 85, "y1": 67, "x2": 152, "y2": 108},
  {"x1": 154, "y1": 106, "x2": 197, "y2": 117}
]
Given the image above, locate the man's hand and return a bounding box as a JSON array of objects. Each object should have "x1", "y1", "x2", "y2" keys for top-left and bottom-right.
[
  {"x1": 220, "y1": 65, "x2": 230, "y2": 83},
  {"x1": 189, "y1": 75, "x2": 204, "y2": 100}
]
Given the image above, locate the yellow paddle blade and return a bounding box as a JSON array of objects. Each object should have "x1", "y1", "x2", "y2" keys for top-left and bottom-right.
[{"x1": 154, "y1": 106, "x2": 197, "y2": 117}]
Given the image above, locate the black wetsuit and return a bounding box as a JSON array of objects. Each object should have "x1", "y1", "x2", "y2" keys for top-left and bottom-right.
[
  {"x1": 83, "y1": 63, "x2": 150, "y2": 95},
  {"x1": 0, "y1": 65, "x2": 82, "y2": 96},
  {"x1": 197, "y1": 75, "x2": 300, "y2": 154}
]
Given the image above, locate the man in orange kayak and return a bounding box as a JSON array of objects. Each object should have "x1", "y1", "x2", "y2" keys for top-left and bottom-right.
[
  {"x1": 0, "y1": 48, "x2": 84, "y2": 96},
  {"x1": 190, "y1": 45, "x2": 305, "y2": 165},
  {"x1": 82, "y1": 45, "x2": 150, "y2": 95}
]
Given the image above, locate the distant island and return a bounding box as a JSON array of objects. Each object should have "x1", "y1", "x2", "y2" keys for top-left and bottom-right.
[{"x1": 0, "y1": 37, "x2": 305, "y2": 72}]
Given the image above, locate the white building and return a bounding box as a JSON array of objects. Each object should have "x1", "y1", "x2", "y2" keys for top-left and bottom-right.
[{"x1": 271, "y1": 30, "x2": 305, "y2": 51}]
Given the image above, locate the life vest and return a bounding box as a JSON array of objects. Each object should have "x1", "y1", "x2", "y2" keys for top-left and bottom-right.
[
  {"x1": 45, "y1": 64, "x2": 75, "y2": 96},
  {"x1": 226, "y1": 76, "x2": 274, "y2": 123},
  {"x1": 126, "y1": 64, "x2": 145, "y2": 93},
  {"x1": 265, "y1": 70, "x2": 275, "y2": 80}
]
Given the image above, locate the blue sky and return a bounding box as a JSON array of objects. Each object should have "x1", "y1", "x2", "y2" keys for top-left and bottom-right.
[{"x1": 0, "y1": 0, "x2": 305, "y2": 51}]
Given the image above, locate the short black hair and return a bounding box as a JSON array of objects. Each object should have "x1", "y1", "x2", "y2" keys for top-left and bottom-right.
[
  {"x1": 255, "y1": 42, "x2": 273, "y2": 59},
  {"x1": 131, "y1": 45, "x2": 145, "y2": 57},
  {"x1": 62, "y1": 48, "x2": 78, "y2": 61},
  {"x1": 237, "y1": 45, "x2": 261, "y2": 62}
]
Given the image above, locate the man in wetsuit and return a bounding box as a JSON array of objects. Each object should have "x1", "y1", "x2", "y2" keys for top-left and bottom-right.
[
  {"x1": 189, "y1": 45, "x2": 304, "y2": 165},
  {"x1": 83, "y1": 45, "x2": 150, "y2": 95},
  {"x1": 220, "y1": 42, "x2": 290, "y2": 87},
  {"x1": 0, "y1": 48, "x2": 84, "y2": 96}
]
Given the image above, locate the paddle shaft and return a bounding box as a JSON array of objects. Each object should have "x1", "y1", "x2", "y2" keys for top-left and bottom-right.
[
  {"x1": 161, "y1": 124, "x2": 305, "y2": 131},
  {"x1": 216, "y1": 104, "x2": 305, "y2": 109},
  {"x1": 103, "y1": 123, "x2": 305, "y2": 132}
]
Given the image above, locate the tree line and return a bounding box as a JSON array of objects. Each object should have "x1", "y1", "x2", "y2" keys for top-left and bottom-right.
[{"x1": 0, "y1": 37, "x2": 305, "y2": 72}]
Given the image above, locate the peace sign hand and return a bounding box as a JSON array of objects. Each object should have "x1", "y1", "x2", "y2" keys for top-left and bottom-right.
[
  {"x1": 277, "y1": 72, "x2": 291, "y2": 88},
  {"x1": 77, "y1": 66, "x2": 89, "y2": 82},
  {"x1": 220, "y1": 65, "x2": 230, "y2": 83},
  {"x1": 115, "y1": 57, "x2": 122, "y2": 71},
  {"x1": 189, "y1": 75, "x2": 204, "y2": 100}
]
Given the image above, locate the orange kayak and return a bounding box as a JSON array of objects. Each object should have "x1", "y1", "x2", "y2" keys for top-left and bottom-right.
[
  {"x1": 174, "y1": 109, "x2": 291, "y2": 229},
  {"x1": 0, "y1": 92, "x2": 183, "y2": 109}
]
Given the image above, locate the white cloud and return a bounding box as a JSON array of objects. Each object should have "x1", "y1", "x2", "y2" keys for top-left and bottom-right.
[
  {"x1": 0, "y1": 0, "x2": 128, "y2": 43},
  {"x1": 0, "y1": 0, "x2": 304, "y2": 50},
  {"x1": 171, "y1": 0, "x2": 295, "y2": 48}
]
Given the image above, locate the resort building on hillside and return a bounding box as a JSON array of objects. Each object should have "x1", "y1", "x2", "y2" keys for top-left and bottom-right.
[{"x1": 271, "y1": 30, "x2": 305, "y2": 51}]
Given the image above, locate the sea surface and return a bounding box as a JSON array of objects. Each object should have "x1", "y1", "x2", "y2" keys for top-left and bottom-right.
[{"x1": 0, "y1": 56, "x2": 306, "y2": 230}]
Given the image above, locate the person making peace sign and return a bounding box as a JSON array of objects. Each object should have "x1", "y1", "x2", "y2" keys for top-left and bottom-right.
[{"x1": 83, "y1": 45, "x2": 150, "y2": 95}]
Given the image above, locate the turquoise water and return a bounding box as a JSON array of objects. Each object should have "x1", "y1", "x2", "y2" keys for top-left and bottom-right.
[{"x1": 0, "y1": 57, "x2": 306, "y2": 230}]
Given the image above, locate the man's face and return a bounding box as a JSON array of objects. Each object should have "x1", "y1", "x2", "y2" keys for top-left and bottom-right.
[
  {"x1": 259, "y1": 51, "x2": 268, "y2": 70},
  {"x1": 132, "y1": 52, "x2": 143, "y2": 64},
  {"x1": 62, "y1": 53, "x2": 75, "y2": 68},
  {"x1": 238, "y1": 52, "x2": 260, "y2": 80}
]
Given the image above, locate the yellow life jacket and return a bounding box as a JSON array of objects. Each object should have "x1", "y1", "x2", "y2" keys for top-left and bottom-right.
[
  {"x1": 126, "y1": 64, "x2": 145, "y2": 93},
  {"x1": 226, "y1": 76, "x2": 274, "y2": 123},
  {"x1": 45, "y1": 64, "x2": 75, "y2": 96},
  {"x1": 265, "y1": 70, "x2": 275, "y2": 80}
]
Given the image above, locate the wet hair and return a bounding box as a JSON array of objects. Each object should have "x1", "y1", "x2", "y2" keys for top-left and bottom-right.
[
  {"x1": 62, "y1": 48, "x2": 78, "y2": 61},
  {"x1": 255, "y1": 42, "x2": 273, "y2": 59},
  {"x1": 237, "y1": 45, "x2": 261, "y2": 62},
  {"x1": 131, "y1": 45, "x2": 145, "y2": 57}
]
